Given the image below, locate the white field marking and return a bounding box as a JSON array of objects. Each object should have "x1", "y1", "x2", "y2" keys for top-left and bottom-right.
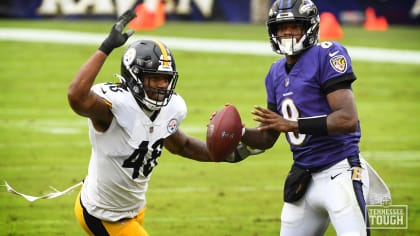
[
  {"x1": 387, "y1": 182, "x2": 420, "y2": 189},
  {"x1": 367, "y1": 137, "x2": 420, "y2": 143},
  {"x1": 0, "y1": 119, "x2": 87, "y2": 127},
  {"x1": 0, "y1": 119, "x2": 86, "y2": 135},
  {"x1": 0, "y1": 141, "x2": 88, "y2": 148},
  {"x1": 36, "y1": 127, "x2": 81, "y2": 134},
  {"x1": 179, "y1": 125, "x2": 205, "y2": 134},
  {"x1": 363, "y1": 150, "x2": 420, "y2": 160},
  {"x1": 1, "y1": 28, "x2": 420, "y2": 64},
  {"x1": 0, "y1": 108, "x2": 72, "y2": 116},
  {"x1": 0, "y1": 118, "x2": 205, "y2": 135},
  {"x1": 387, "y1": 162, "x2": 420, "y2": 167}
]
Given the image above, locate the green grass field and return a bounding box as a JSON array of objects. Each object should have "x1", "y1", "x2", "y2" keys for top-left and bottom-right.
[{"x1": 0, "y1": 19, "x2": 419, "y2": 235}]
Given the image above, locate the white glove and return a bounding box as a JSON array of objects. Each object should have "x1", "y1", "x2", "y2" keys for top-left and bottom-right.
[{"x1": 224, "y1": 142, "x2": 264, "y2": 163}]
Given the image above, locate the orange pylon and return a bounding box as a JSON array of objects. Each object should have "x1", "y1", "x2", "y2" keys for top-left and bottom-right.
[
  {"x1": 320, "y1": 12, "x2": 343, "y2": 40},
  {"x1": 129, "y1": 1, "x2": 165, "y2": 30},
  {"x1": 364, "y1": 7, "x2": 388, "y2": 31}
]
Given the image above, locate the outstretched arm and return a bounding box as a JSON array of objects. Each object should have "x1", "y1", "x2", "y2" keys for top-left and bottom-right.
[
  {"x1": 68, "y1": 51, "x2": 110, "y2": 121},
  {"x1": 67, "y1": 10, "x2": 136, "y2": 131},
  {"x1": 164, "y1": 129, "x2": 213, "y2": 162}
]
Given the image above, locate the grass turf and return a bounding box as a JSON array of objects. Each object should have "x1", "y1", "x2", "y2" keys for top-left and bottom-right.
[{"x1": 0, "y1": 20, "x2": 419, "y2": 235}]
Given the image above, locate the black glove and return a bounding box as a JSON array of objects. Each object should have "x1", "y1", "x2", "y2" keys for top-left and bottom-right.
[
  {"x1": 99, "y1": 9, "x2": 136, "y2": 55},
  {"x1": 224, "y1": 142, "x2": 265, "y2": 163}
]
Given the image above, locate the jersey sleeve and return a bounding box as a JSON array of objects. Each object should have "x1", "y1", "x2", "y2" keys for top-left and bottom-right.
[
  {"x1": 168, "y1": 93, "x2": 187, "y2": 126},
  {"x1": 91, "y1": 83, "x2": 138, "y2": 130},
  {"x1": 265, "y1": 63, "x2": 277, "y2": 109},
  {"x1": 318, "y1": 42, "x2": 356, "y2": 89},
  {"x1": 154, "y1": 93, "x2": 187, "y2": 138},
  {"x1": 171, "y1": 93, "x2": 187, "y2": 116}
]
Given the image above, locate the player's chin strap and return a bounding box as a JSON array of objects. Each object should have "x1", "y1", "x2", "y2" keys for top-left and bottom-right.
[
  {"x1": 224, "y1": 142, "x2": 265, "y2": 163},
  {"x1": 4, "y1": 180, "x2": 83, "y2": 202}
]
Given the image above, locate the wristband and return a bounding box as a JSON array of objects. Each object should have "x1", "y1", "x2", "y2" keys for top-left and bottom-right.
[{"x1": 297, "y1": 115, "x2": 328, "y2": 136}]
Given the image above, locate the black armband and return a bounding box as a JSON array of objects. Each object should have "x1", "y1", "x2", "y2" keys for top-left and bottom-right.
[{"x1": 298, "y1": 115, "x2": 328, "y2": 136}]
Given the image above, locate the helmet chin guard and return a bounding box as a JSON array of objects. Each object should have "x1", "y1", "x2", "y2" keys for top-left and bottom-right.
[{"x1": 279, "y1": 38, "x2": 299, "y2": 56}]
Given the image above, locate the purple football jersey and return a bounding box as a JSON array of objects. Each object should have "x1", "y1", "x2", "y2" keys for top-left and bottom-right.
[{"x1": 265, "y1": 41, "x2": 361, "y2": 171}]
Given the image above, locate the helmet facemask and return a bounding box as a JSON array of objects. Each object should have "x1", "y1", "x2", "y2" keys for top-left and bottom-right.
[{"x1": 267, "y1": 0, "x2": 320, "y2": 55}]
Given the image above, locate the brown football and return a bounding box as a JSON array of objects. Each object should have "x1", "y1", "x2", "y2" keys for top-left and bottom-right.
[{"x1": 206, "y1": 105, "x2": 242, "y2": 162}]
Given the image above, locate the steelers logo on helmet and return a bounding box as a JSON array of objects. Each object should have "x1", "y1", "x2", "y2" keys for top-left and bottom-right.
[{"x1": 123, "y1": 47, "x2": 136, "y2": 67}]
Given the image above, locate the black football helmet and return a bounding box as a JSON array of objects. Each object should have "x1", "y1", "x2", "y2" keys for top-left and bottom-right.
[
  {"x1": 267, "y1": 0, "x2": 320, "y2": 55},
  {"x1": 120, "y1": 39, "x2": 178, "y2": 111}
]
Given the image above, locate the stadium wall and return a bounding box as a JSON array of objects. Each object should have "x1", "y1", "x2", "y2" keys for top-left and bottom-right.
[{"x1": 0, "y1": 0, "x2": 419, "y2": 25}]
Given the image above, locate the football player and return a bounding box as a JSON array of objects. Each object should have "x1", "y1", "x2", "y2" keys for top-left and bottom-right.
[
  {"x1": 68, "y1": 10, "x2": 213, "y2": 235},
  {"x1": 226, "y1": 0, "x2": 389, "y2": 235}
]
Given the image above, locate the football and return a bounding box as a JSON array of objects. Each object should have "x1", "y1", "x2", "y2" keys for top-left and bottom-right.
[{"x1": 206, "y1": 104, "x2": 242, "y2": 162}]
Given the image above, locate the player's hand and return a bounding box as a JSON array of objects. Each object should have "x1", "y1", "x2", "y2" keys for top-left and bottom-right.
[
  {"x1": 224, "y1": 142, "x2": 264, "y2": 163},
  {"x1": 252, "y1": 105, "x2": 297, "y2": 133},
  {"x1": 99, "y1": 9, "x2": 136, "y2": 55}
]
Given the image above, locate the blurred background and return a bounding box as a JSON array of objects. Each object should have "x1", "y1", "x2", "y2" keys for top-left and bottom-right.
[
  {"x1": 1, "y1": 0, "x2": 420, "y2": 26},
  {"x1": 1, "y1": 1, "x2": 419, "y2": 235}
]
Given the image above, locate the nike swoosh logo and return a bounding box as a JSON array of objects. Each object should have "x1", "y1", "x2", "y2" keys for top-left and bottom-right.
[
  {"x1": 330, "y1": 173, "x2": 342, "y2": 180},
  {"x1": 329, "y1": 50, "x2": 339, "y2": 57},
  {"x1": 101, "y1": 87, "x2": 107, "y2": 94}
]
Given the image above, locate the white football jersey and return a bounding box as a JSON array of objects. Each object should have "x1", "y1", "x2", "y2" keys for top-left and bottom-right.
[{"x1": 81, "y1": 82, "x2": 186, "y2": 221}]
